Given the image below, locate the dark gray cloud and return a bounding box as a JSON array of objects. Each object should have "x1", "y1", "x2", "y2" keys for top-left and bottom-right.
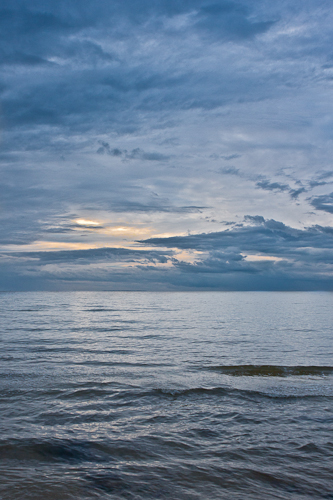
[
  {"x1": 310, "y1": 192, "x2": 333, "y2": 214},
  {"x1": 171, "y1": 250, "x2": 258, "y2": 275},
  {"x1": 289, "y1": 187, "x2": 307, "y2": 199},
  {"x1": 97, "y1": 143, "x2": 170, "y2": 161},
  {"x1": 256, "y1": 180, "x2": 290, "y2": 193},
  {"x1": 244, "y1": 215, "x2": 265, "y2": 225},
  {"x1": 137, "y1": 220, "x2": 333, "y2": 289},
  {"x1": 256, "y1": 179, "x2": 307, "y2": 200},
  {"x1": 218, "y1": 166, "x2": 241, "y2": 176},
  {"x1": 13, "y1": 247, "x2": 172, "y2": 264},
  {"x1": 141, "y1": 219, "x2": 333, "y2": 263},
  {"x1": 193, "y1": 2, "x2": 275, "y2": 41}
]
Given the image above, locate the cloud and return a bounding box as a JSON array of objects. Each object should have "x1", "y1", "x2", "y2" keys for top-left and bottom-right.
[
  {"x1": 256, "y1": 180, "x2": 290, "y2": 193},
  {"x1": 244, "y1": 215, "x2": 265, "y2": 225},
  {"x1": 1, "y1": 218, "x2": 333, "y2": 291},
  {"x1": 97, "y1": 143, "x2": 170, "y2": 161},
  {"x1": 193, "y1": 2, "x2": 275, "y2": 41},
  {"x1": 221, "y1": 154, "x2": 241, "y2": 160},
  {"x1": 97, "y1": 143, "x2": 123, "y2": 156},
  {"x1": 171, "y1": 250, "x2": 258, "y2": 275},
  {"x1": 256, "y1": 179, "x2": 307, "y2": 200},
  {"x1": 125, "y1": 148, "x2": 170, "y2": 162},
  {"x1": 308, "y1": 171, "x2": 333, "y2": 188},
  {"x1": 310, "y1": 192, "x2": 333, "y2": 214},
  {"x1": 1, "y1": 0, "x2": 333, "y2": 290},
  {"x1": 289, "y1": 187, "x2": 307, "y2": 199},
  {"x1": 141, "y1": 219, "x2": 333, "y2": 264},
  {"x1": 137, "y1": 219, "x2": 333, "y2": 289},
  {"x1": 13, "y1": 247, "x2": 172, "y2": 264},
  {"x1": 0, "y1": 49, "x2": 50, "y2": 66},
  {"x1": 218, "y1": 166, "x2": 241, "y2": 176},
  {"x1": 0, "y1": 0, "x2": 275, "y2": 143}
]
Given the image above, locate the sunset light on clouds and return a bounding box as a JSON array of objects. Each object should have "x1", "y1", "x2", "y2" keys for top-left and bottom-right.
[{"x1": 0, "y1": 0, "x2": 333, "y2": 290}]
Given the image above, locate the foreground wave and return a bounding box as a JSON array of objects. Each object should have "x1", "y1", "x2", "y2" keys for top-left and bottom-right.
[{"x1": 207, "y1": 365, "x2": 333, "y2": 377}]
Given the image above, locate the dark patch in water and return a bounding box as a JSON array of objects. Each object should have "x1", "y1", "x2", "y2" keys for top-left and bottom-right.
[
  {"x1": 0, "y1": 439, "x2": 109, "y2": 463},
  {"x1": 193, "y1": 427, "x2": 220, "y2": 439},
  {"x1": 85, "y1": 473, "x2": 129, "y2": 493},
  {"x1": 207, "y1": 365, "x2": 333, "y2": 377},
  {"x1": 85, "y1": 473, "x2": 170, "y2": 498},
  {"x1": 298, "y1": 442, "x2": 323, "y2": 454},
  {"x1": 36, "y1": 441, "x2": 94, "y2": 462}
]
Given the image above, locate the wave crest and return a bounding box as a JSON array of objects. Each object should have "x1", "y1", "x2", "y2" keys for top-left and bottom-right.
[{"x1": 207, "y1": 365, "x2": 333, "y2": 377}]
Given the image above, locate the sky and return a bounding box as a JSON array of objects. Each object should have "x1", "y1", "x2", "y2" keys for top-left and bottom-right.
[{"x1": 0, "y1": 0, "x2": 333, "y2": 291}]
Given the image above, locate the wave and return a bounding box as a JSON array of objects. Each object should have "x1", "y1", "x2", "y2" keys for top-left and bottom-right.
[
  {"x1": 152, "y1": 386, "x2": 332, "y2": 400},
  {"x1": 206, "y1": 365, "x2": 333, "y2": 377},
  {"x1": 85, "y1": 308, "x2": 118, "y2": 312},
  {"x1": 72, "y1": 361, "x2": 173, "y2": 367},
  {"x1": 0, "y1": 438, "x2": 156, "y2": 463},
  {"x1": 153, "y1": 387, "x2": 230, "y2": 397}
]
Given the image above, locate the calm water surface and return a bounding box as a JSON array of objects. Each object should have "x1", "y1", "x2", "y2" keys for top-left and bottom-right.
[{"x1": 0, "y1": 292, "x2": 332, "y2": 499}]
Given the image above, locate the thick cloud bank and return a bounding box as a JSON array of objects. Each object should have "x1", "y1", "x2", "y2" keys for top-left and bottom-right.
[{"x1": 1, "y1": 219, "x2": 332, "y2": 290}]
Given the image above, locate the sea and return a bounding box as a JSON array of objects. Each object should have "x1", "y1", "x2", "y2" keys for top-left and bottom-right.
[{"x1": 0, "y1": 291, "x2": 332, "y2": 499}]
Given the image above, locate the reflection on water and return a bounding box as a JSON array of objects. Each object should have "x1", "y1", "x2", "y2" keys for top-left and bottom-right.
[{"x1": 0, "y1": 292, "x2": 332, "y2": 499}]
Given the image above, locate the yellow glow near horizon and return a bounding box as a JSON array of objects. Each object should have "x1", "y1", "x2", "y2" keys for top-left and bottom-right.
[
  {"x1": 0, "y1": 241, "x2": 104, "y2": 252},
  {"x1": 106, "y1": 226, "x2": 151, "y2": 236},
  {"x1": 75, "y1": 219, "x2": 101, "y2": 226},
  {"x1": 73, "y1": 220, "x2": 152, "y2": 237},
  {"x1": 244, "y1": 254, "x2": 284, "y2": 262}
]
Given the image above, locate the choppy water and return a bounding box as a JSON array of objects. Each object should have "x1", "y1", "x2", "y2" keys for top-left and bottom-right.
[{"x1": 0, "y1": 291, "x2": 332, "y2": 499}]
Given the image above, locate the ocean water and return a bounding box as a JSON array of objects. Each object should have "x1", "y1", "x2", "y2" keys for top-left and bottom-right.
[{"x1": 0, "y1": 291, "x2": 332, "y2": 500}]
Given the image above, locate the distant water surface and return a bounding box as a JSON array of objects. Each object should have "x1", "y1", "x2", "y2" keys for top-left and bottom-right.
[{"x1": 0, "y1": 292, "x2": 332, "y2": 499}]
